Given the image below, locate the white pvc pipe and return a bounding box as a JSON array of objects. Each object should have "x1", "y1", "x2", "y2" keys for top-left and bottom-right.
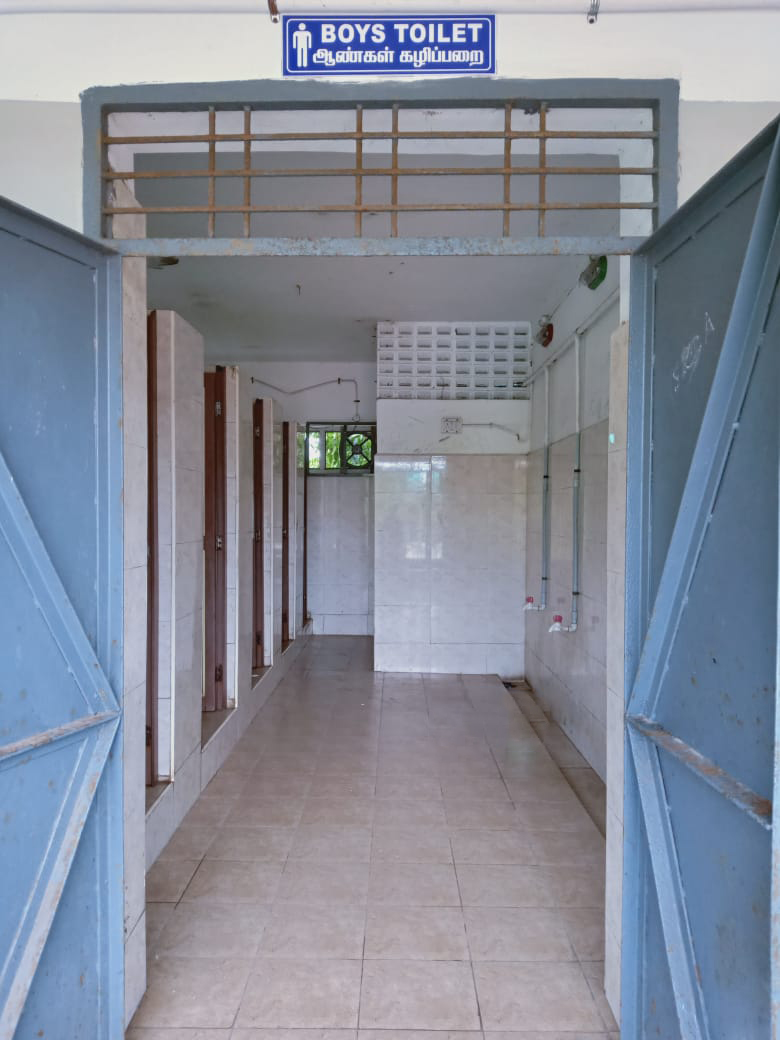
[
  {"x1": 523, "y1": 287, "x2": 619, "y2": 387},
  {"x1": 2, "y1": 0, "x2": 777, "y2": 12}
]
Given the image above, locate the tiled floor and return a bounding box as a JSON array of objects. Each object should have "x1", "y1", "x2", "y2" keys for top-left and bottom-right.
[{"x1": 129, "y1": 636, "x2": 618, "y2": 1039}]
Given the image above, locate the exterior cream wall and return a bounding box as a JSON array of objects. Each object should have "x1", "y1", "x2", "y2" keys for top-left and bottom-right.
[{"x1": 1, "y1": 12, "x2": 778, "y2": 102}]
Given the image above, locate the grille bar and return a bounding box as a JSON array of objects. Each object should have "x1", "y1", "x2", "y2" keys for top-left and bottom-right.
[{"x1": 101, "y1": 98, "x2": 659, "y2": 242}]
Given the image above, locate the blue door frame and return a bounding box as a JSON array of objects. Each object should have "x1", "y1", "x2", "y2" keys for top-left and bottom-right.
[
  {"x1": 623, "y1": 119, "x2": 780, "y2": 1037},
  {"x1": 0, "y1": 199, "x2": 124, "y2": 1039}
]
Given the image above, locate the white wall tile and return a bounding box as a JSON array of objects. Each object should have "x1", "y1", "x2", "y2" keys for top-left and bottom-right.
[{"x1": 374, "y1": 453, "x2": 525, "y2": 677}]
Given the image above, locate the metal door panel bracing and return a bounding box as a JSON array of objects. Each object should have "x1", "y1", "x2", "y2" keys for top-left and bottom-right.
[
  {"x1": 622, "y1": 119, "x2": 780, "y2": 1039},
  {"x1": 0, "y1": 198, "x2": 123, "y2": 1040}
]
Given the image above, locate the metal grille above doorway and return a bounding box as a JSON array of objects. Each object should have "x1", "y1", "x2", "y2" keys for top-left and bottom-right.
[{"x1": 83, "y1": 79, "x2": 678, "y2": 257}]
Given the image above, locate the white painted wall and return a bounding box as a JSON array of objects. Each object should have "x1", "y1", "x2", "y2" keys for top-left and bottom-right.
[
  {"x1": 0, "y1": 100, "x2": 82, "y2": 228},
  {"x1": 1, "y1": 12, "x2": 778, "y2": 101},
  {"x1": 378, "y1": 399, "x2": 530, "y2": 454},
  {"x1": 243, "y1": 361, "x2": 376, "y2": 424}
]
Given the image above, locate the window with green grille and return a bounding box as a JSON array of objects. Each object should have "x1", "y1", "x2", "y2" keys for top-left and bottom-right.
[{"x1": 306, "y1": 423, "x2": 376, "y2": 475}]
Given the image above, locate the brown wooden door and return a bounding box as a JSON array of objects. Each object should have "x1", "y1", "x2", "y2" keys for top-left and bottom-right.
[
  {"x1": 145, "y1": 312, "x2": 159, "y2": 785},
  {"x1": 204, "y1": 368, "x2": 227, "y2": 712},
  {"x1": 282, "y1": 421, "x2": 291, "y2": 647},
  {"x1": 302, "y1": 445, "x2": 308, "y2": 629},
  {"x1": 252, "y1": 399, "x2": 264, "y2": 671}
]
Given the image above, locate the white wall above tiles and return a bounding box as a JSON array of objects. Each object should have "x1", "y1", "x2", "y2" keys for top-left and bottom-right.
[
  {"x1": 529, "y1": 288, "x2": 620, "y2": 452},
  {"x1": 374, "y1": 454, "x2": 526, "y2": 676},
  {"x1": 378, "y1": 399, "x2": 530, "y2": 456},
  {"x1": 243, "y1": 361, "x2": 377, "y2": 423},
  {"x1": 308, "y1": 476, "x2": 374, "y2": 636}
]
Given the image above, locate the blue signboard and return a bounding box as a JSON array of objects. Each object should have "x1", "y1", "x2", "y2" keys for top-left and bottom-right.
[{"x1": 282, "y1": 15, "x2": 495, "y2": 77}]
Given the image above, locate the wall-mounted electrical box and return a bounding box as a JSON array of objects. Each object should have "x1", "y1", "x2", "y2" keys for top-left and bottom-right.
[{"x1": 440, "y1": 416, "x2": 463, "y2": 436}]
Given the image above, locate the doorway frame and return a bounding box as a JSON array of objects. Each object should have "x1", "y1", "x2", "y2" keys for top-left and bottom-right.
[{"x1": 81, "y1": 77, "x2": 679, "y2": 258}]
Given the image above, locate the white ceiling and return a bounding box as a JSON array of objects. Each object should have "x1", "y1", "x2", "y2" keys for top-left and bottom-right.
[{"x1": 147, "y1": 252, "x2": 588, "y2": 362}]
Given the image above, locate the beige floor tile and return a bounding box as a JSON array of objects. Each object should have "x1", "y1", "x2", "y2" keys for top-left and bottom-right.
[
  {"x1": 308, "y1": 776, "x2": 376, "y2": 797},
  {"x1": 155, "y1": 901, "x2": 268, "y2": 959},
  {"x1": 364, "y1": 907, "x2": 469, "y2": 960},
  {"x1": 159, "y1": 825, "x2": 219, "y2": 861},
  {"x1": 277, "y1": 861, "x2": 370, "y2": 904},
  {"x1": 139, "y1": 640, "x2": 614, "y2": 1037},
  {"x1": 369, "y1": 862, "x2": 460, "y2": 906},
  {"x1": 581, "y1": 960, "x2": 619, "y2": 1031},
  {"x1": 236, "y1": 959, "x2": 362, "y2": 1028},
  {"x1": 545, "y1": 864, "x2": 606, "y2": 908},
  {"x1": 483, "y1": 1032, "x2": 608, "y2": 1040},
  {"x1": 503, "y1": 772, "x2": 577, "y2": 798},
  {"x1": 444, "y1": 800, "x2": 520, "y2": 829},
  {"x1": 473, "y1": 961, "x2": 604, "y2": 1032},
  {"x1": 227, "y1": 798, "x2": 304, "y2": 828},
  {"x1": 373, "y1": 799, "x2": 447, "y2": 827},
  {"x1": 529, "y1": 827, "x2": 605, "y2": 865},
  {"x1": 440, "y1": 778, "x2": 511, "y2": 801},
  {"x1": 130, "y1": 956, "x2": 251, "y2": 1029},
  {"x1": 181, "y1": 859, "x2": 283, "y2": 903},
  {"x1": 464, "y1": 908, "x2": 574, "y2": 961},
  {"x1": 374, "y1": 778, "x2": 443, "y2": 800},
  {"x1": 371, "y1": 826, "x2": 453, "y2": 864},
  {"x1": 449, "y1": 829, "x2": 537, "y2": 865},
  {"x1": 258, "y1": 905, "x2": 365, "y2": 959},
  {"x1": 290, "y1": 825, "x2": 372, "y2": 863},
  {"x1": 253, "y1": 753, "x2": 318, "y2": 774},
  {"x1": 456, "y1": 865, "x2": 552, "y2": 907},
  {"x1": 182, "y1": 798, "x2": 234, "y2": 829},
  {"x1": 560, "y1": 908, "x2": 607, "y2": 960},
  {"x1": 514, "y1": 799, "x2": 596, "y2": 833},
  {"x1": 146, "y1": 858, "x2": 200, "y2": 903},
  {"x1": 204, "y1": 826, "x2": 295, "y2": 862},
  {"x1": 145, "y1": 902, "x2": 176, "y2": 946},
  {"x1": 202, "y1": 771, "x2": 251, "y2": 800},
  {"x1": 359, "y1": 960, "x2": 480, "y2": 1030},
  {"x1": 244, "y1": 775, "x2": 313, "y2": 798},
  {"x1": 301, "y1": 798, "x2": 375, "y2": 827},
  {"x1": 359, "y1": 1032, "x2": 479, "y2": 1040},
  {"x1": 126, "y1": 1028, "x2": 230, "y2": 1038},
  {"x1": 233, "y1": 1031, "x2": 356, "y2": 1040}
]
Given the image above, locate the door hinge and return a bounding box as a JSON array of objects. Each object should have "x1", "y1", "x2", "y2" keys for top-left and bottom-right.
[
  {"x1": 216, "y1": 535, "x2": 224, "y2": 550},
  {"x1": 215, "y1": 664, "x2": 223, "y2": 683},
  {"x1": 145, "y1": 724, "x2": 152, "y2": 747},
  {"x1": 255, "y1": 425, "x2": 261, "y2": 437},
  {"x1": 215, "y1": 400, "x2": 222, "y2": 417},
  {"x1": 256, "y1": 632, "x2": 262, "y2": 645}
]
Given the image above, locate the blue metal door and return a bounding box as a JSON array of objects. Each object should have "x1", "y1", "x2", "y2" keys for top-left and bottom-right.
[
  {"x1": 0, "y1": 200, "x2": 123, "y2": 1039},
  {"x1": 623, "y1": 120, "x2": 780, "y2": 1037}
]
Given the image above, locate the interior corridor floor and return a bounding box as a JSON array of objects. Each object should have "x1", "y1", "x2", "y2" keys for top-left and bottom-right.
[{"x1": 129, "y1": 636, "x2": 618, "y2": 1039}]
